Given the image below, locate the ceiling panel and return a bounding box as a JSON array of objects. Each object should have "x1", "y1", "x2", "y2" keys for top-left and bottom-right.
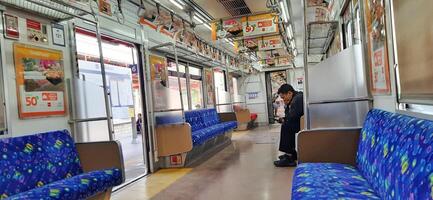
[
  {"x1": 244, "y1": 0, "x2": 268, "y2": 13},
  {"x1": 193, "y1": 0, "x2": 231, "y2": 18}
]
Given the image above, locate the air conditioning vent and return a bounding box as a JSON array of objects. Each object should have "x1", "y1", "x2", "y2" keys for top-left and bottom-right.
[{"x1": 217, "y1": 0, "x2": 251, "y2": 16}]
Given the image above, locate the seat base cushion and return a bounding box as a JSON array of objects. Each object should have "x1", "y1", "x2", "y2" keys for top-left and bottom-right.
[
  {"x1": 292, "y1": 163, "x2": 380, "y2": 199},
  {"x1": 9, "y1": 168, "x2": 122, "y2": 200}
]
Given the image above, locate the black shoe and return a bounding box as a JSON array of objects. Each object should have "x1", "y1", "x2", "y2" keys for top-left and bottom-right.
[
  {"x1": 274, "y1": 158, "x2": 297, "y2": 167},
  {"x1": 278, "y1": 154, "x2": 290, "y2": 160},
  {"x1": 278, "y1": 154, "x2": 297, "y2": 160}
]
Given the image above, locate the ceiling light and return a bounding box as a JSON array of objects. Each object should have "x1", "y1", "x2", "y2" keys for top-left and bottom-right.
[
  {"x1": 169, "y1": 0, "x2": 184, "y2": 9},
  {"x1": 286, "y1": 24, "x2": 293, "y2": 39},
  {"x1": 204, "y1": 23, "x2": 212, "y2": 30},
  {"x1": 293, "y1": 49, "x2": 298, "y2": 57},
  {"x1": 290, "y1": 40, "x2": 296, "y2": 49},
  {"x1": 194, "y1": 15, "x2": 204, "y2": 24},
  {"x1": 225, "y1": 38, "x2": 234, "y2": 46},
  {"x1": 279, "y1": 1, "x2": 289, "y2": 23}
]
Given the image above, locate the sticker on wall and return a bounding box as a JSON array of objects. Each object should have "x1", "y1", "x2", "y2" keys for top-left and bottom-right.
[
  {"x1": 51, "y1": 24, "x2": 65, "y2": 46},
  {"x1": 26, "y1": 19, "x2": 48, "y2": 44},
  {"x1": 3, "y1": 14, "x2": 19, "y2": 40},
  {"x1": 13, "y1": 43, "x2": 66, "y2": 119},
  {"x1": 98, "y1": 0, "x2": 112, "y2": 16}
]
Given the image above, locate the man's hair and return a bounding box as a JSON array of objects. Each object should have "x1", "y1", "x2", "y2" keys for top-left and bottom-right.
[{"x1": 277, "y1": 84, "x2": 295, "y2": 94}]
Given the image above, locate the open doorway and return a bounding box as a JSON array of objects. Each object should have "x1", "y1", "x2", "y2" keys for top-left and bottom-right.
[
  {"x1": 73, "y1": 28, "x2": 148, "y2": 183},
  {"x1": 265, "y1": 70, "x2": 287, "y2": 124}
]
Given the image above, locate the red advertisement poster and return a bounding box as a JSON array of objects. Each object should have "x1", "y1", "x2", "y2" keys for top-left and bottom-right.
[
  {"x1": 13, "y1": 43, "x2": 66, "y2": 118},
  {"x1": 365, "y1": 0, "x2": 390, "y2": 94}
]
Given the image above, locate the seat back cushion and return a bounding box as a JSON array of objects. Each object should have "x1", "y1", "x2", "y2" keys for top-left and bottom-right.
[
  {"x1": 357, "y1": 109, "x2": 433, "y2": 200},
  {"x1": 185, "y1": 110, "x2": 205, "y2": 132},
  {"x1": 0, "y1": 130, "x2": 83, "y2": 198},
  {"x1": 202, "y1": 109, "x2": 220, "y2": 127}
]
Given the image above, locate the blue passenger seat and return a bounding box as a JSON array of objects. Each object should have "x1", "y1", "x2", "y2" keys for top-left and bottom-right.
[
  {"x1": 0, "y1": 130, "x2": 123, "y2": 199},
  {"x1": 292, "y1": 109, "x2": 433, "y2": 199},
  {"x1": 185, "y1": 108, "x2": 237, "y2": 146}
]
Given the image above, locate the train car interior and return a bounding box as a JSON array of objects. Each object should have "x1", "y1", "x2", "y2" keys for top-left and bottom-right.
[{"x1": 0, "y1": 0, "x2": 432, "y2": 199}]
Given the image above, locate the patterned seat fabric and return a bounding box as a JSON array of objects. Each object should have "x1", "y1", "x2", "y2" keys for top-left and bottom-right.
[
  {"x1": 8, "y1": 168, "x2": 122, "y2": 200},
  {"x1": 357, "y1": 109, "x2": 433, "y2": 200},
  {"x1": 185, "y1": 109, "x2": 237, "y2": 146},
  {"x1": 292, "y1": 109, "x2": 433, "y2": 200},
  {"x1": 292, "y1": 163, "x2": 380, "y2": 199},
  {"x1": 0, "y1": 130, "x2": 122, "y2": 199}
]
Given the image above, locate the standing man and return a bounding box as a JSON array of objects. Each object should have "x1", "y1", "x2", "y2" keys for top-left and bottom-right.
[{"x1": 274, "y1": 84, "x2": 304, "y2": 167}]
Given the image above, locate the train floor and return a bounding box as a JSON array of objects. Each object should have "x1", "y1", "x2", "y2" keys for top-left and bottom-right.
[{"x1": 112, "y1": 124, "x2": 295, "y2": 200}]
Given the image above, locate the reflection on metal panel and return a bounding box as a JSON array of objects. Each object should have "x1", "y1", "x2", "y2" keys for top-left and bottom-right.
[
  {"x1": 309, "y1": 101, "x2": 370, "y2": 129},
  {"x1": 308, "y1": 45, "x2": 367, "y2": 102}
]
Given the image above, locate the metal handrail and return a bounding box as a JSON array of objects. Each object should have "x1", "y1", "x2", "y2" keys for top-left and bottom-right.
[
  {"x1": 308, "y1": 97, "x2": 373, "y2": 105},
  {"x1": 154, "y1": 108, "x2": 184, "y2": 113}
]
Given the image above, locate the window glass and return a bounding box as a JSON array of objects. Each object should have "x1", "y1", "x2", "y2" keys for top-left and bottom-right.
[
  {"x1": 168, "y1": 76, "x2": 188, "y2": 110},
  {"x1": 214, "y1": 70, "x2": 226, "y2": 92},
  {"x1": 190, "y1": 79, "x2": 203, "y2": 110},
  {"x1": 168, "y1": 62, "x2": 186, "y2": 73}
]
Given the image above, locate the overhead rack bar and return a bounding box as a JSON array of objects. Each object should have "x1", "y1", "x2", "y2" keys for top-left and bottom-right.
[
  {"x1": 0, "y1": 0, "x2": 94, "y2": 22},
  {"x1": 150, "y1": 42, "x2": 229, "y2": 68}
]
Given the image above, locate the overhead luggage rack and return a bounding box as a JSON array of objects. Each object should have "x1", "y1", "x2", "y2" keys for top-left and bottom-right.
[
  {"x1": 0, "y1": 0, "x2": 94, "y2": 21},
  {"x1": 307, "y1": 21, "x2": 338, "y2": 61},
  {"x1": 150, "y1": 42, "x2": 226, "y2": 68}
]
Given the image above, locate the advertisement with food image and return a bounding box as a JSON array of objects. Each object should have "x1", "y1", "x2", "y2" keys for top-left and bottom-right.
[
  {"x1": 212, "y1": 18, "x2": 244, "y2": 40},
  {"x1": 13, "y1": 43, "x2": 66, "y2": 118},
  {"x1": 259, "y1": 35, "x2": 283, "y2": 51},
  {"x1": 242, "y1": 13, "x2": 278, "y2": 37}
]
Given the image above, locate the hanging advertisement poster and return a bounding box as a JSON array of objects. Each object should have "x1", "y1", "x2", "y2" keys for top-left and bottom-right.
[
  {"x1": 276, "y1": 56, "x2": 292, "y2": 67},
  {"x1": 242, "y1": 13, "x2": 278, "y2": 37},
  {"x1": 138, "y1": 4, "x2": 158, "y2": 30},
  {"x1": 364, "y1": 0, "x2": 390, "y2": 94},
  {"x1": 3, "y1": 14, "x2": 19, "y2": 40},
  {"x1": 26, "y1": 19, "x2": 48, "y2": 44},
  {"x1": 98, "y1": 0, "x2": 112, "y2": 16},
  {"x1": 212, "y1": 18, "x2": 243, "y2": 40},
  {"x1": 204, "y1": 69, "x2": 215, "y2": 105},
  {"x1": 149, "y1": 54, "x2": 168, "y2": 87},
  {"x1": 259, "y1": 35, "x2": 283, "y2": 51},
  {"x1": 13, "y1": 43, "x2": 66, "y2": 118}
]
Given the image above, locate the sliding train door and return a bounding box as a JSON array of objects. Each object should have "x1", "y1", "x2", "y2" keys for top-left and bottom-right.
[{"x1": 71, "y1": 27, "x2": 149, "y2": 184}]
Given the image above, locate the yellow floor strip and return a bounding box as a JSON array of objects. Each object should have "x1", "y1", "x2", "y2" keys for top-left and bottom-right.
[
  {"x1": 144, "y1": 168, "x2": 192, "y2": 198},
  {"x1": 113, "y1": 168, "x2": 192, "y2": 200},
  {"x1": 233, "y1": 130, "x2": 249, "y2": 137}
]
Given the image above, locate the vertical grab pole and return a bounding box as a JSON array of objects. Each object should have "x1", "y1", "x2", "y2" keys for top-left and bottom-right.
[
  {"x1": 95, "y1": 19, "x2": 115, "y2": 140},
  {"x1": 303, "y1": 0, "x2": 310, "y2": 130},
  {"x1": 173, "y1": 43, "x2": 185, "y2": 121}
]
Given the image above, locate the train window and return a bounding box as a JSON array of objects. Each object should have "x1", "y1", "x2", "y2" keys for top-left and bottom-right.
[
  {"x1": 214, "y1": 70, "x2": 226, "y2": 92},
  {"x1": 167, "y1": 62, "x2": 188, "y2": 110},
  {"x1": 407, "y1": 104, "x2": 433, "y2": 116},
  {"x1": 189, "y1": 67, "x2": 204, "y2": 110}
]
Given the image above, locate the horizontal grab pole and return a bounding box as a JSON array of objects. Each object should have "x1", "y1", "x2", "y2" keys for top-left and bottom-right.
[
  {"x1": 154, "y1": 108, "x2": 184, "y2": 113},
  {"x1": 308, "y1": 97, "x2": 373, "y2": 105}
]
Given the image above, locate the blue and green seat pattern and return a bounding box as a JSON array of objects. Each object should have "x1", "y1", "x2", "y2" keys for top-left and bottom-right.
[
  {"x1": 0, "y1": 130, "x2": 122, "y2": 199},
  {"x1": 292, "y1": 109, "x2": 433, "y2": 199}
]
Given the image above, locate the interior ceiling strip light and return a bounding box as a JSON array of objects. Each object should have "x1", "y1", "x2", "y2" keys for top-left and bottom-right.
[
  {"x1": 169, "y1": 0, "x2": 184, "y2": 9},
  {"x1": 279, "y1": 0, "x2": 289, "y2": 23}
]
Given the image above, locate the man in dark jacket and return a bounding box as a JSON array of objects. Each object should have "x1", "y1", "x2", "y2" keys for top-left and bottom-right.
[{"x1": 274, "y1": 84, "x2": 304, "y2": 167}]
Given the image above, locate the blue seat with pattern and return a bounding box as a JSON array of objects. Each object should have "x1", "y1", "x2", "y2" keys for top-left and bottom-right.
[
  {"x1": 185, "y1": 108, "x2": 237, "y2": 146},
  {"x1": 292, "y1": 109, "x2": 433, "y2": 200},
  {"x1": 0, "y1": 130, "x2": 123, "y2": 199}
]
